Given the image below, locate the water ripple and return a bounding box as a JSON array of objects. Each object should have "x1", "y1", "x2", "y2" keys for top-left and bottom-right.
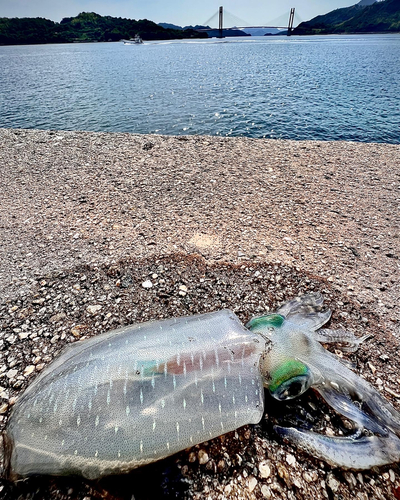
[{"x1": 0, "y1": 35, "x2": 399, "y2": 143}]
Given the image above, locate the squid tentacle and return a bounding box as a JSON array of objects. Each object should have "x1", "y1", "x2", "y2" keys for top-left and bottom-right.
[
  {"x1": 274, "y1": 425, "x2": 400, "y2": 470},
  {"x1": 314, "y1": 385, "x2": 389, "y2": 436},
  {"x1": 314, "y1": 329, "x2": 372, "y2": 352}
]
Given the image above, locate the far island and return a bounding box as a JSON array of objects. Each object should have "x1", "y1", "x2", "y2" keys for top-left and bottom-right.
[{"x1": 293, "y1": 0, "x2": 400, "y2": 35}]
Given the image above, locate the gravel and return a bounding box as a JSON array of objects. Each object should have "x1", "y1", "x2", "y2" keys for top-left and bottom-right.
[{"x1": 0, "y1": 128, "x2": 399, "y2": 499}]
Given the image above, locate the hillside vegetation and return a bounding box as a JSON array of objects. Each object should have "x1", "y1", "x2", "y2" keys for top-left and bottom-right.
[
  {"x1": 0, "y1": 12, "x2": 207, "y2": 45},
  {"x1": 293, "y1": 0, "x2": 400, "y2": 34}
]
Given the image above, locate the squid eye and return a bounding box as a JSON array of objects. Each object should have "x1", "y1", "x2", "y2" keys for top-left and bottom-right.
[{"x1": 269, "y1": 360, "x2": 312, "y2": 401}]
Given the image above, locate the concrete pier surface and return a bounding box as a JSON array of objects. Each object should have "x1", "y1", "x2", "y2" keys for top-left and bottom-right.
[
  {"x1": 1, "y1": 128, "x2": 399, "y2": 330},
  {"x1": 0, "y1": 128, "x2": 399, "y2": 499}
]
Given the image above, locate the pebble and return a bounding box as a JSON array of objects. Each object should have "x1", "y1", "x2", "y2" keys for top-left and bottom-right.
[
  {"x1": 326, "y1": 473, "x2": 340, "y2": 493},
  {"x1": 248, "y1": 476, "x2": 257, "y2": 492},
  {"x1": 49, "y1": 312, "x2": 66, "y2": 322},
  {"x1": 198, "y1": 449, "x2": 209, "y2": 465},
  {"x1": 6, "y1": 369, "x2": 18, "y2": 379},
  {"x1": 259, "y1": 461, "x2": 271, "y2": 479},
  {"x1": 304, "y1": 471, "x2": 318, "y2": 483},
  {"x1": 385, "y1": 387, "x2": 400, "y2": 398},
  {"x1": 142, "y1": 280, "x2": 153, "y2": 289},
  {"x1": 71, "y1": 324, "x2": 87, "y2": 337},
  {"x1": 86, "y1": 304, "x2": 102, "y2": 315},
  {"x1": 23, "y1": 365, "x2": 35, "y2": 377},
  {"x1": 0, "y1": 402, "x2": 9, "y2": 414},
  {"x1": 286, "y1": 453, "x2": 296, "y2": 466},
  {"x1": 260, "y1": 485, "x2": 272, "y2": 499}
]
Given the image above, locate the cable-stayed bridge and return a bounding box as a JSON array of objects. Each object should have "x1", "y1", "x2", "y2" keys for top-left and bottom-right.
[{"x1": 200, "y1": 6, "x2": 302, "y2": 36}]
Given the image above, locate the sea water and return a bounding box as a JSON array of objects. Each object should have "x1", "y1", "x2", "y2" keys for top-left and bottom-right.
[{"x1": 0, "y1": 35, "x2": 399, "y2": 143}]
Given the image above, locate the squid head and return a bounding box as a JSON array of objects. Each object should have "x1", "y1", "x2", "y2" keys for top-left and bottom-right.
[{"x1": 247, "y1": 292, "x2": 400, "y2": 470}]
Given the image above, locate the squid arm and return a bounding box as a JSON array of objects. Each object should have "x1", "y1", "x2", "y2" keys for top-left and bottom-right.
[{"x1": 274, "y1": 425, "x2": 400, "y2": 470}]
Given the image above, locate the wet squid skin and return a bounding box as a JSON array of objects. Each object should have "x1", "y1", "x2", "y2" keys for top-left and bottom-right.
[
  {"x1": 3, "y1": 310, "x2": 266, "y2": 480},
  {"x1": 2, "y1": 293, "x2": 400, "y2": 479}
]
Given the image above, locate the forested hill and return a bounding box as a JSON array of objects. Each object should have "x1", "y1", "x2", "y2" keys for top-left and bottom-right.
[
  {"x1": 293, "y1": 0, "x2": 400, "y2": 34},
  {"x1": 0, "y1": 12, "x2": 207, "y2": 45}
]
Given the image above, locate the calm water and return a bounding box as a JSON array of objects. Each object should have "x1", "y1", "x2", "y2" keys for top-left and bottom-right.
[{"x1": 0, "y1": 35, "x2": 399, "y2": 143}]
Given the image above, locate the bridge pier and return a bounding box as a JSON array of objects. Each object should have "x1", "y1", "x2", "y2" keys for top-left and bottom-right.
[{"x1": 287, "y1": 8, "x2": 295, "y2": 36}]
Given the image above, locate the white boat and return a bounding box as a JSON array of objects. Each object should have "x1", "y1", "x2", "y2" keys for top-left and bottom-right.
[{"x1": 123, "y1": 34, "x2": 143, "y2": 45}]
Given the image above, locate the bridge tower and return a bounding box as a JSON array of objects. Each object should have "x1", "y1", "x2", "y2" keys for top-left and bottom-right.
[
  {"x1": 218, "y1": 6, "x2": 224, "y2": 38},
  {"x1": 287, "y1": 8, "x2": 295, "y2": 36}
]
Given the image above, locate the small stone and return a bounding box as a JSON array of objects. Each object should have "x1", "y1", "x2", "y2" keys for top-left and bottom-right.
[
  {"x1": 277, "y1": 464, "x2": 291, "y2": 486},
  {"x1": 23, "y1": 365, "x2": 35, "y2": 377},
  {"x1": 286, "y1": 453, "x2": 296, "y2": 466},
  {"x1": 293, "y1": 477, "x2": 302, "y2": 489},
  {"x1": 217, "y1": 459, "x2": 225, "y2": 471},
  {"x1": 327, "y1": 473, "x2": 340, "y2": 492},
  {"x1": 49, "y1": 312, "x2": 67, "y2": 323},
  {"x1": 261, "y1": 485, "x2": 272, "y2": 499},
  {"x1": 367, "y1": 361, "x2": 376, "y2": 374},
  {"x1": 6, "y1": 369, "x2": 18, "y2": 380},
  {"x1": 304, "y1": 471, "x2": 318, "y2": 483},
  {"x1": 179, "y1": 285, "x2": 188, "y2": 296},
  {"x1": 71, "y1": 325, "x2": 87, "y2": 337},
  {"x1": 344, "y1": 471, "x2": 357, "y2": 488},
  {"x1": 198, "y1": 449, "x2": 209, "y2": 465},
  {"x1": 18, "y1": 332, "x2": 30, "y2": 340},
  {"x1": 385, "y1": 387, "x2": 400, "y2": 398},
  {"x1": 36, "y1": 363, "x2": 45, "y2": 371},
  {"x1": 87, "y1": 304, "x2": 102, "y2": 315},
  {"x1": 248, "y1": 476, "x2": 257, "y2": 492},
  {"x1": 0, "y1": 402, "x2": 9, "y2": 414},
  {"x1": 0, "y1": 388, "x2": 9, "y2": 400},
  {"x1": 259, "y1": 461, "x2": 271, "y2": 478},
  {"x1": 50, "y1": 335, "x2": 60, "y2": 344},
  {"x1": 142, "y1": 280, "x2": 153, "y2": 289},
  {"x1": 389, "y1": 469, "x2": 396, "y2": 482}
]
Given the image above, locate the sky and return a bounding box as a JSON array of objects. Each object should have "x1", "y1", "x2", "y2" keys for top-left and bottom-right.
[{"x1": 0, "y1": 0, "x2": 363, "y2": 27}]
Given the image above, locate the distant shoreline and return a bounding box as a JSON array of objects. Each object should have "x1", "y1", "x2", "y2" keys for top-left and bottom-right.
[{"x1": 1, "y1": 31, "x2": 399, "y2": 47}]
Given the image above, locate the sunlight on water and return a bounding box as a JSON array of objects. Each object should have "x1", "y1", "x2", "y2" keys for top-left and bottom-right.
[{"x1": 0, "y1": 35, "x2": 399, "y2": 143}]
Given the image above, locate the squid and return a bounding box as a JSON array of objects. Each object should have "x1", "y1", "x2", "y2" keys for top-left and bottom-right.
[{"x1": 1, "y1": 292, "x2": 399, "y2": 480}]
